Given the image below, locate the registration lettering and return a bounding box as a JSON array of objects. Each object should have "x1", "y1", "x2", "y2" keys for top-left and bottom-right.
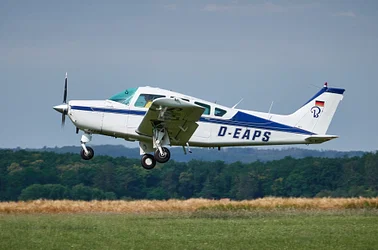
[{"x1": 218, "y1": 126, "x2": 271, "y2": 142}]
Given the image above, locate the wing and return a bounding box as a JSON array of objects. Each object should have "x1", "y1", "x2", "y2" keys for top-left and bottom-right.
[{"x1": 136, "y1": 98, "x2": 205, "y2": 145}]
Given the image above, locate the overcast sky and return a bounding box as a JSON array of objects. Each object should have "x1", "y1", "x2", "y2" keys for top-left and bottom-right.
[{"x1": 1, "y1": 0, "x2": 377, "y2": 151}]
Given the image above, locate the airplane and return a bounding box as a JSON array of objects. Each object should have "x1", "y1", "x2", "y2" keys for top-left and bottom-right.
[{"x1": 53, "y1": 73, "x2": 345, "y2": 170}]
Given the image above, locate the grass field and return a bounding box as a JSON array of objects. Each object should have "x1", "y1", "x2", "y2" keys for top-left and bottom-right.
[{"x1": 1, "y1": 198, "x2": 378, "y2": 250}]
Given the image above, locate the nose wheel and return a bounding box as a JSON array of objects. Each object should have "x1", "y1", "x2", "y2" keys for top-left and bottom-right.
[
  {"x1": 141, "y1": 154, "x2": 156, "y2": 170},
  {"x1": 80, "y1": 133, "x2": 94, "y2": 160},
  {"x1": 80, "y1": 146, "x2": 94, "y2": 160},
  {"x1": 154, "y1": 147, "x2": 171, "y2": 163}
]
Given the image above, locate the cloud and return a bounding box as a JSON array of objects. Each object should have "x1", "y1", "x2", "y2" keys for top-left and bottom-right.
[
  {"x1": 164, "y1": 4, "x2": 177, "y2": 11},
  {"x1": 332, "y1": 11, "x2": 356, "y2": 18}
]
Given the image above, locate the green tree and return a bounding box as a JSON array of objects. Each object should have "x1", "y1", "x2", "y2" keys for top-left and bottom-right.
[
  {"x1": 364, "y1": 153, "x2": 378, "y2": 190},
  {"x1": 19, "y1": 184, "x2": 69, "y2": 200},
  {"x1": 71, "y1": 184, "x2": 94, "y2": 201}
]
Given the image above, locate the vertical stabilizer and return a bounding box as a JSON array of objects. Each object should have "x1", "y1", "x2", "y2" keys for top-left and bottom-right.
[{"x1": 288, "y1": 83, "x2": 345, "y2": 135}]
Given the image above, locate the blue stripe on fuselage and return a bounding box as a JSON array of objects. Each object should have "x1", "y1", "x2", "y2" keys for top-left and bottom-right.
[
  {"x1": 71, "y1": 106, "x2": 314, "y2": 135},
  {"x1": 71, "y1": 106, "x2": 145, "y2": 115},
  {"x1": 223, "y1": 111, "x2": 313, "y2": 135}
]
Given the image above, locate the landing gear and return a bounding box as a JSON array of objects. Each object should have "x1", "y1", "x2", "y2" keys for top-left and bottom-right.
[
  {"x1": 141, "y1": 154, "x2": 156, "y2": 170},
  {"x1": 80, "y1": 146, "x2": 94, "y2": 160},
  {"x1": 154, "y1": 147, "x2": 170, "y2": 163},
  {"x1": 80, "y1": 132, "x2": 94, "y2": 160},
  {"x1": 139, "y1": 128, "x2": 171, "y2": 169},
  {"x1": 151, "y1": 125, "x2": 171, "y2": 165}
]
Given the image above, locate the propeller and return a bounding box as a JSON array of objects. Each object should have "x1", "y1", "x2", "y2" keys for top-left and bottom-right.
[
  {"x1": 63, "y1": 72, "x2": 68, "y2": 103},
  {"x1": 62, "y1": 73, "x2": 68, "y2": 126},
  {"x1": 53, "y1": 72, "x2": 69, "y2": 127}
]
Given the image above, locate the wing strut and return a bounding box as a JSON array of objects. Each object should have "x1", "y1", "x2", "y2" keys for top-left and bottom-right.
[{"x1": 153, "y1": 126, "x2": 170, "y2": 155}]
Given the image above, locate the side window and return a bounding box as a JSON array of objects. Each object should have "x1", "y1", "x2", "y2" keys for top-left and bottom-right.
[
  {"x1": 135, "y1": 94, "x2": 165, "y2": 108},
  {"x1": 215, "y1": 108, "x2": 227, "y2": 117},
  {"x1": 195, "y1": 102, "x2": 211, "y2": 115}
]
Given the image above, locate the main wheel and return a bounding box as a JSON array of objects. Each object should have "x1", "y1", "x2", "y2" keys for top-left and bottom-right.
[
  {"x1": 141, "y1": 154, "x2": 156, "y2": 170},
  {"x1": 154, "y1": 147, "x2": 171, "y2": 163},
  {"x1": 80, "y1": 146, "x2": 94, "y2": 160}
]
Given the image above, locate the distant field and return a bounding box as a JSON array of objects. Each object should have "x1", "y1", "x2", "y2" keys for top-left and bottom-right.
[
  {"x1": 1, "y1": 198, "x2": 378, "y2": 250},
  {"x1": 1, "y1": 197, "x2": 378, "y2": 213}
]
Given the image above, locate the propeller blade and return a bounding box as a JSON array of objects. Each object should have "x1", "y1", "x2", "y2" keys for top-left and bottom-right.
[
  {"x1": 63, "y1": 72, "x2": 68, "y2": 103},
  {"x1": 61, "y1": 113, "x2": 66, "y2": 127}
]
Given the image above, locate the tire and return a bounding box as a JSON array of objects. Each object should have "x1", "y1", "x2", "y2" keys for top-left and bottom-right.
[
  {"x1": 141, "y1": 154, "x2": 156, "y2": 170},
  {"x1": 80, "y1": 146, "x2": 94, "y2": 160},
  {"x1": 154, "y1": 147, "x2": 171, "y2": 163}
]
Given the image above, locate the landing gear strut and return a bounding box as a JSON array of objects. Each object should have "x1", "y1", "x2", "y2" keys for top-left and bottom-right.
[
  {"x1": 139, "y1": 125, "x2": 172, "y2": 169},
  {"x1": 80, "y1": 133, "x2": 94, "y2": 160}
]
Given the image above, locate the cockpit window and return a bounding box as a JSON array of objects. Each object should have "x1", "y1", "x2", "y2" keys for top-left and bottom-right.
[{"x1": 108, "y1": 88, "x2": 137, "y2": 105}]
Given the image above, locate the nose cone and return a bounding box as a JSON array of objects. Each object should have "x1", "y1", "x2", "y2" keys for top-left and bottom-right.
[{"x1": 53, "y1": 104, "x2": 69, "y2": 114}]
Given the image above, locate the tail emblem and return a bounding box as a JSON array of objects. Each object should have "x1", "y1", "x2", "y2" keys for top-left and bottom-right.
[{"x1": 311, "y1": 106, "x2": 321, "y2": 118}]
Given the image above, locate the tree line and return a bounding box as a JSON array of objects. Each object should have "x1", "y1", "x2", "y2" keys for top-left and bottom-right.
[
  {"x1": 30, "y1": 145, "x2": 365, "y2": 163},
  {"x1": 0, "y1": 149, "x2": 377, "y2": 201}
]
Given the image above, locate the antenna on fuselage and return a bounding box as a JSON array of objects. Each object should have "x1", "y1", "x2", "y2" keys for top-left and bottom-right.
[
  {"x1": 267, "y1": 100, "x2": 274, "y2": 120},
  {"x1": 232, "y1": 98, "x2": 243, "y2": 109},
  {"x1": 268, "y1": 101, "x2": 274, "y2": 114}
]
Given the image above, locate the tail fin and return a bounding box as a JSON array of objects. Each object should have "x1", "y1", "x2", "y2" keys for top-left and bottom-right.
[{"x1": 288, "y1": 83, "x2": 345, "y2": 135}]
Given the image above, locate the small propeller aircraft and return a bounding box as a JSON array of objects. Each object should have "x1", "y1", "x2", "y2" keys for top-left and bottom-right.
[{"x1": 53, "y1": 73, "x2": 345, "y2": 169}]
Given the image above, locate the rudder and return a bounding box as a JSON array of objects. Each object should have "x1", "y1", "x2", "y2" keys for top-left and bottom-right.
[{"x1": 288, "y1": 83, "x2": 345, "y2": 135}]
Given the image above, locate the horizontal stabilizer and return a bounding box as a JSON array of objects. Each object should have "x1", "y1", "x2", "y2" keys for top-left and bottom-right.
[{"x1": 305, "y1": 135, "x2": 338, "y2": 144}]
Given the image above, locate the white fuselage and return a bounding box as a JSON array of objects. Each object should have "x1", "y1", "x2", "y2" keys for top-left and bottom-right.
[{"x1": 66, "y1": 86, "x2": 317, "y2": 148}]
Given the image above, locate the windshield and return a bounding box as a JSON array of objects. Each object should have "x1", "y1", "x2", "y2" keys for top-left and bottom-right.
[{"x1": 108, "y1": 88, "x2": 137, "y2": 105}]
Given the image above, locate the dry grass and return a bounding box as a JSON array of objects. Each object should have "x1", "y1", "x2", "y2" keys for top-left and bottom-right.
[{"x1": 0, "y1": 197, "x2": 377, "y2": 214}]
